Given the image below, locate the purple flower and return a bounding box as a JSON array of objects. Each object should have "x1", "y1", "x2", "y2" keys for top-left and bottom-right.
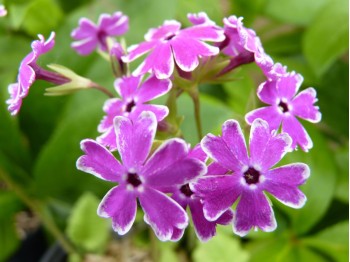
[
  {"x1": 219, "y1": 16, "x2": 273, "y2": 76},
  {"x1": 71, "y1": 12, "x2": 128, "y2": 55},
  {"x1": 191, "y1": 119, "x2": 310, "y2": 236},
  {"x1": 188, "y1": 12, "x2": 215, "y2": 26},
  {"x1": 97, "y1": 75, "x2": 171, "y2": 151},
  {"x1": 6, "y1": 32, "x2": 56, "y2": 115},
  {"x1": 245, "y1": 72, "x2": 322, "y2": 151},
  {"x1": 77, "y1": 111, "x2": 206, "y2": 241},
  {"x1": 122, "y1": 19, "x2": 225, "y2": 79},
  {"x1": 171, "y1": 145, "x2": 233, "y2": 242}
]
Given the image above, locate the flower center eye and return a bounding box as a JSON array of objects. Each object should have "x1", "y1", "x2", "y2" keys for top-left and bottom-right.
[
  {"x1": 125, "y1": 100, "x2": 136, "y2": 113},
  {"x1": 278, "y1": 101, "x2": 289, "y2": 113},
  {"x1": 180, "y1": 184, "x2": 193, "y2": 197},
  {"x1": 165, "y1": 34, "x2": 176, "y2": 41},
  {"x1": 127, "y1": 172, "x2": 142, "y2": 187},
  {"x1": 243, "y1": 167, "x2": 260, "y2": 185}
]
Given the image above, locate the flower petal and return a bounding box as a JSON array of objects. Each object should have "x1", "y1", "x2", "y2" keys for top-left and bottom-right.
[
  {"x1": 222, "y1": 120, "x2": 249, "y2": 165},
  {"x1": 191, "y1": 175, "x2": 241, "y2": 221},
  {"x1": 180, "y1": 25, "x2": 225, "y2": 41},
  {"x1": 132, "y1": 104, "x2": 169, "y2": 122},
  {"x1": 172, "y1": 38, "x2": 219, "y2": 72},
  {"x1": 291, "y1": 87, "x2": 321, "y2": 123},
  {"x1": 249, "y1": 119, "x2": 292, "y2": 171},
  {"x1": 139, "y1": 187, "x2": 188, "y2": 241},
  {"x1": 97, "y1": 185, "x2": 137, "y2": 235},
  {"x1": 71, "y1": 37, "x2": 98, "y2": 56},
  {"x1": 143, "y1": 139, "x2": 206, "y2": 187},
  {"x1": 282, "y1": 115, "x2": 313, "y2": 151},
  {"x1": 123, "y1": 41, "x2": 158, "y2": 62},
  {"x1": 133, "y1": 43, "x2": 174, "y2": 79},
  {"x1": 76, "y1": 139, "x2": 124, "y2": 182},
  {"x1": 201, "y1": 134, "x2": 243, "y2": 173},
  {"x1": 96, "y1": 126, "x2": 117, "y2": 151},
  {"x1": 71, "y1": 18, "x2": 97, "y2": 39},
  {"x1": 114, "y1": 111, "x2": 157, "y2": 169},
  {"x1": 115, "y1": 76, "x2": 140, "y2": 99},
  {"x1": 245, "y1": 106, "x2": 282, "y2": 131},
  {"x1": 276, "y1": 73, "x2": 302, "y2": 100},
  {"x1": 145, "y1": 20, "x2": 181, "y2": 41},
  {"x1": 98, "y1": 98, "x2": 124, "y2": 132},
  {"x1": 233, "y1": 190, "x2": 276, "y2": 236},
  {"x1": 257, "y1": 80, "x2": 279, "y2": 105},
  {"x1": 136, "y1": 76, "x2": 172, "y2": 103}
]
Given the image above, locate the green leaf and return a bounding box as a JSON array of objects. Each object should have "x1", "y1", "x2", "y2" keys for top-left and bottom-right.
[
  {"x1": 334, "y1": 144, "x2": 349, "y2": 203},
  {"x1": 302, "y1": 221, "x2": 349, "y2": 262},
  {"x1": 0, "y1": 192, "x2": 23, "y2": 261},
  {"x1": 303, "y1": 0, "x2": 349, "y2": 77},
  {"x1": 265, "y1": 0, "x2": 329, "y2": 26},
  {"x1": 66, "y1": 192, "x2": 110, "y2": 253},
  {"x1": 279, "y1": 124, "x2": 337, "y2": 235},
  {"x1": 33, "y1": 90, "x2": 111, "y2": 201},
  {"x1": 21, "y1": 0, "x2": 63, "y2": 36},
  {"x1": 177, "y1": 93, "x2": 233, "y2": 145},
  {"x1": 0, "y1": 216, "x2": 20, "y2": 261},
  {"x1": 193, "y1": 231, "x2": 249, "y2": 262}
]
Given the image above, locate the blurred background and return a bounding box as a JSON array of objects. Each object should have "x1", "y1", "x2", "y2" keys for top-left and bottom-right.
[{"x1": 0, "y1": 0, "x2": 348, "y2": 261}]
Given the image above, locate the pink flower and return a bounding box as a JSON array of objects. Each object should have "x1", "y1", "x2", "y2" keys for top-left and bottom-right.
[
  {"x1": 6, "y1": 32, "x2": 60, "y2": 115},
  {"x1": 77, "y1": 112, "x2": 206, "y2": 241},
  {"x1": 245, "y1": 72, "x2": 322, "y2": 151},
  {"x1": 122, "y1": 19, "x2": 225, "y2": 79},
  {"x1": 97, "y1": 75, "x2": 171, "y2": 151},
  {"x1": 71, "y1": 12, "x2": 128, "y2": 55},
  {"x1": 191, "y1": 119, "x2": 310, "y2": 236}
]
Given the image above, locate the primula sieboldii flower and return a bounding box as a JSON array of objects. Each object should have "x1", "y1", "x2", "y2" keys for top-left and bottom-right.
[
  {"x1": 191, "y1": 119, "x2": 310, "y2": 236},
  {"x1": 171, "y1": 145, "x2": 233, "y2": 242},
  {"x1": 97, "y1": 75, "x2": 171, "y2": 151},
  {"x1": 6, "y1": 32, "x2": 57, "y2": 115},
  {"x1": 77, "y1": 111, "x2": 207, "y2": 241},
  {"x1": 71, "y1": 12, "x2": 128, "y2": 55},
  {"x1": 122, "y1": 19, "x2": 225, "y2": 79},
  {"x1": 245, "y1": 72, "x2": 322, "y2": 151},
  {"x1": 220, "y1": 16, "x2": 273, "y2": 76}
]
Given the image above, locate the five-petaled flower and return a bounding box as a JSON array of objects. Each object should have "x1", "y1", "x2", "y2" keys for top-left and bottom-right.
[
  {"x1": 6, "y1": 32, "x2": 64, "y2": 115},
  {"x1": 122, "y1": 18, "x2": 225, "y2": 79},
  {"x1": 97, "y1": 75, "x2": 171, "y2": 151},
  {"x1": 171, "y1": 145, "x2": 234, "y2": 241},
  {"x1": 77, "y1": 111, "x2": 207, "y2": 241},
  {"x1": 191, "y1": 118, "x2": 310, "y2": 236},
  {"x1": 245, "y1": 72, "x2": 322, "y2": 151},
  {"x1": 71, "y1": 12, "x2": 128, "y2": 55}
]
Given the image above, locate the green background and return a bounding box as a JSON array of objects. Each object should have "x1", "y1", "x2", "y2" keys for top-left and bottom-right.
[{"x1": 0, "y1": 0, "x2": 348, "y2": 261}]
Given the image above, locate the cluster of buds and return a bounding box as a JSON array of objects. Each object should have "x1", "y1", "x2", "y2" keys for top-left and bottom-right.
[{"x1": 6, "y1": 11, "x2": 321, "y2": 241}]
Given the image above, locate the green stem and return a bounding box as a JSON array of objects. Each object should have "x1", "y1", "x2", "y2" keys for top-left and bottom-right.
[
  {"x1": 90, "y1": 82, "x2": 115, "y2": 98},
  {"x1": 189, "y1": 87, "x2": 203, "y2": 141},
  {"x1": 0, "y1": 169, "x2": 76, "y2": 255}
]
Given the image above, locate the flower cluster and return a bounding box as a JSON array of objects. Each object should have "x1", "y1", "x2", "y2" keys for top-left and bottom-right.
[{"x1": 7, "y1": 11, "x2": 321, "y2": 241}]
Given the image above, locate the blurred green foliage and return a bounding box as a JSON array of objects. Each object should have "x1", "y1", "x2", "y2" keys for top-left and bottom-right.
[{"x1": 0, "y1": 0, "x2": 348, "y2": 261}]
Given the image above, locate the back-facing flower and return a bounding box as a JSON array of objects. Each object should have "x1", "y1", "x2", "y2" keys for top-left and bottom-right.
[
  {"x1": 71, "y1": 12, "x2": 128, "y2": 55},
  {"x1": 97, "y1": 75, "x2": 171, "y2": 151},
  {"x1": 6, "y1": 32, "x2": 67, "y2": 115},
  {"x1": 122, "y1": 17, "x2": 225, "y2": 79},
  {"x1": 245, "y1": 72, "x2": 322, "y2": 151},
  {"x1": 77, "y1": 111, "x2": 206, "y2": 241},
  {"x1": 191, "y1": 118, "x2": 310, "y2": 236}
]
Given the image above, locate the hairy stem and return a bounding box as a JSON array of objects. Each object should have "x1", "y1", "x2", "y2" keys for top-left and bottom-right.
[
  {"x1": 189, "y1": 87, "x2": 202, "y2": 141},
  {"x1": 90, "y1": 82, "x2": 115, "y2": 98}
]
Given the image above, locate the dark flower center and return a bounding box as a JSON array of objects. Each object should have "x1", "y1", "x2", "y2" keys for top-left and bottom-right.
[
  {"x1": 180, "y1": 184, "x2": 193, "y2": 197},
  {"x1": 97, "y1": 30, "x2": 108, "y2": 47},
  {"x1": 165, "y1": 34, "x2": 176, "y2": 41},
  {"x1": 243, "y1": 167, "x2": 260, "y2": 185},
  {"x1": 127, "y1": 172, "x2": 142, "y2": 187},
  {"x1": 125, "y1": 100, "x2": 136, "y2": 113},
  {"x1": 278, "y1": 101, "x2": 289, "y2": 113}
]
